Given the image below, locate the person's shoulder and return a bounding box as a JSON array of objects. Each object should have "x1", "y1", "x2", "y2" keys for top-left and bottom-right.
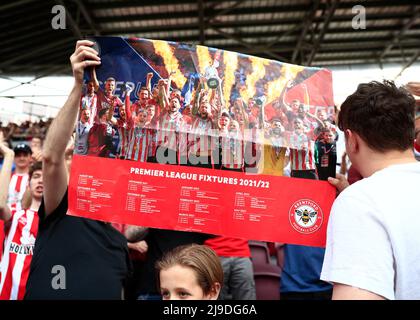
[
  {"x1": 333, "y1": 178, "x2": 375, "y2": 211},
  {"x1": 384, "y1": 162, "x2": 420, "y2": 175},
  {"x1": 39, "y1": 189, "x2": 69, "y2": 224}
]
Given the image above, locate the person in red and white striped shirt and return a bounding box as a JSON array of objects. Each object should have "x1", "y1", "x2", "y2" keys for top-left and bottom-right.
[
  {"x1": 156, "y1": 88, "x2": 185, "y2": 165},
  {"x1": 187, "y1": 90, "x2": 216, "y2": 168},
  {"x1": 220, "y1": 120, "x2": 244, "y2": 171},
  {"x1": 126, "y1": 109, "x2": 150, "y2": 162},
  {"x1": 145, "y1": 102, "x2": 159, "y2": 163},
  {"x1": 288, "y1": 117, "x2": 323, "y2": 179},
  {"x1": 79, "y1": 80, "x2": 97, "y2": 126},
  {"x1": 0, "y1": 138, "x2": 43, "y2": 300},
  {"x1": 115, "y1": 101, "x2": 134, "y2": 159},
  {"x1": 8, "y1": 144, "x2": 32, "y2": 209}
]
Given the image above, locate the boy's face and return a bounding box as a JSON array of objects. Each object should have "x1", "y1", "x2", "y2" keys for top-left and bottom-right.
[
  {"x1": 159, "y1": 264, "x2": 217, "y2": 300},
  {"x1": 29, "y1": 169, "x2": 43, "y2": 200}
]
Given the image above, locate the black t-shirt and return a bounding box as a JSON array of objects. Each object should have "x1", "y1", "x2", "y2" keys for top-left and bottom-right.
[
  {"x1": 315, "y1": 141, "x2": 337, "y2": 181},
  {"x1": 24, "y1": 189, "x2": 130, "y2": 300},
  {"x1": 136, "y1": 228, "x2": 212, "y2": 296}
]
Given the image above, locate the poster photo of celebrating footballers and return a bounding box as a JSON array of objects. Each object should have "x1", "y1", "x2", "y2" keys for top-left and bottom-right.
[
  {"x1": 76, "y1": 37, "x2": 335, "y2": 171},
  {"x1": 69, "y1": 36, "x2": 336, "y2": 247}
]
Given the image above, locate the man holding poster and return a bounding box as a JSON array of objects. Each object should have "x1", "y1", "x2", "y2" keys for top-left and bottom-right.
[
  {"x1": 24, "y1": 40, "x2": 130, "y2": 300},
  {"x1": 321, "y1": 81, "x2": 420, "y2": 300}
]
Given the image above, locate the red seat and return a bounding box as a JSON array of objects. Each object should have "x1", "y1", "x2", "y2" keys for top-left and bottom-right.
[
  {"x1": 253, "y1": 263, "x2": 282, "y2": 300},
  {"x1": 249, "y1": 241, "x2": 270, "y2": 265}
]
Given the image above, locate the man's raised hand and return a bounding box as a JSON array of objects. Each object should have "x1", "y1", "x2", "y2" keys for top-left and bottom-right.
[{"x1": 70, "y1": 40, "x2": 101, "y2": 85}]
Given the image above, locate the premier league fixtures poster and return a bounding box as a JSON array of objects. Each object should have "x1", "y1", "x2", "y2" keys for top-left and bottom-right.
[{"x1": 68, "y1": 36, "x2": 336, "y2": 247}]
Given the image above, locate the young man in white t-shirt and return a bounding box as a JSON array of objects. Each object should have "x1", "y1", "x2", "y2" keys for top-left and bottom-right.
[{"x1": 321, "y1": 80, "x2": 420, "y2": 300}]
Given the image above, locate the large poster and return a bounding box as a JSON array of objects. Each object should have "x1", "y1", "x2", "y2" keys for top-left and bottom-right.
[{"x1": 68, "y1": 36, "x2": 336, "y2": 247}]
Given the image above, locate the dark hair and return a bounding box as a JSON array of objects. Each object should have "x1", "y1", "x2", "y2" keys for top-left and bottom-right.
[
  {"x1": 156, "y1": 244, "x2": 223, "y2": 296},
  {"x1": 338, "y1": 80, "x2": 415, "y2": 152},
  {"x1": 270, "y1": 117, "x2": 283, "y2": 123},
  {"x1": 98, "y1": 108, "x2": 109, "y2": 119},
  {"x1": 29, "y1": 161, "x2": 42, "y2": 180},
  {"x1": 220, "y1": 111, "x2": 230, "y2": 119}
]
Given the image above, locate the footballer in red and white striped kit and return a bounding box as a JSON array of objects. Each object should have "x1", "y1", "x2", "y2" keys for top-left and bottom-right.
[
  {"x1": 220, "y1": 120, "x2": 244, "y2": 171},
  {"x1": 79, "y1": 80, "x2": 98, "y2": 126},
  {"x1": 7, "y1": 144, "x2": 32, "y2": 209},
  {"x1": 187, "y1": 92, "x2": 215, "y2": 168},
  {"x1": 157, "y1": 96, "x2": 185, "y2": 164},
  {"x1": 288, "y1": 118, "x2": 319, "y2": 179},
  {"x1": 115, "y1": 102, "x2": 134, "y2": 159},
  {"x1": 126, "y1": 109, "x2": 150, "y2": 162},
  {"x1": 0, "y1": 144, "x2": 43, "y2": 300}
]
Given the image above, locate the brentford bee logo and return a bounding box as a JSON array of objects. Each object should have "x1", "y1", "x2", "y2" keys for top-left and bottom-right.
[{"x1": 289, "y1": 199, "x2": 323, "y2": 234}]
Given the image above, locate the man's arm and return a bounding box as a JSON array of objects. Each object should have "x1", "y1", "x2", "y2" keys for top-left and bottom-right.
[
  {"x1": 281, "y1": 80, "x2": 292, "y2": 112},
  {"x1": 306, "y1": 110, "x2": 325, "y2": 129},
  {"x1": 146, "y1": 72, "x2": 153, "y2": 95},
  {"x1": 0, "y1": 131, "x2": 14, "y2": 221},
  {"x1": 332, "y1": 283, "x2": 385, "y2": 300},
  {"x1": 405, "y1": 82, "x2": 420, "y2": 96},
  {"x1": 43, "y1": 40, "x2": 101, "y2": 216},
  {"x1": 302, "y1": 83, "x2": 310, "y2": 106},
  {"x1": 158, "y1": 80, "x2": 169, "y2": 112},
  {"x1": 91, "y1": 66, "x2": 100, "y2": 92}
]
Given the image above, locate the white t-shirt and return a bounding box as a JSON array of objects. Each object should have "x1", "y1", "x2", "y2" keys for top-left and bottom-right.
[{"x1": 321, "y1": 162, "x2": 420, "y2": 300}]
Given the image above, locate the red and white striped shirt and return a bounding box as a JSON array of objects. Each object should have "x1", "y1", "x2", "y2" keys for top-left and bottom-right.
[
  {"x1": 146, "y1": 128, "x2": 158, "y2": 158},
  {"x1": 221, "y1": 133, "x2": 244, "y2": 169},
  {"x1": 0, "y1": 204, "x2": 39, "y2": 300},
  {"x1": 289, "y1": 131, "x2": 316, "y2": 171},
  {"x1": 116, "y1": 118, "x2": 134, "y2": 159},
  {"x1": 97, "y1": 90, "x2": 123, "y2": 123},
  {"x1": 188, "y1": 117, "x2": 214, "y2": 156},
  {"x1": 126, "y1": 126, "x2": 150, "y2": 162},
  {"x1": 157, "y1": 112, "x2": 185, "y2": 151},
  {"x1": 7, "y1": 173, "x2": 29, "y2": 208}
]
